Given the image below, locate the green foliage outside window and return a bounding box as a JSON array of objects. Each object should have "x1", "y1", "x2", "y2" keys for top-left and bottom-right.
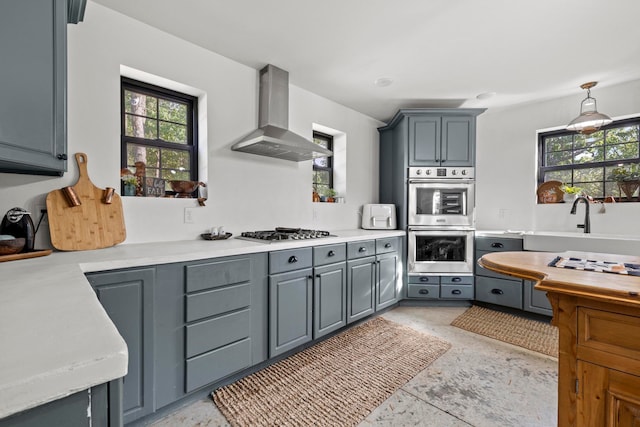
[{"x1": 539, "y1": 118, "x2": 640, "y2": 200}]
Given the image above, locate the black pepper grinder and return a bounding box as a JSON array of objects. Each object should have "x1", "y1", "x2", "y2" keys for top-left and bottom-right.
[{"x1": 0, "y1": 207, "x2": 35, "y2": 252}]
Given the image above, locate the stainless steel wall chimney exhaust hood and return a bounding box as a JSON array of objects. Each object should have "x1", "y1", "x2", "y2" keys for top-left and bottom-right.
[{"x1": 232, "y1": 65, "x2": 333, "y2": 162}]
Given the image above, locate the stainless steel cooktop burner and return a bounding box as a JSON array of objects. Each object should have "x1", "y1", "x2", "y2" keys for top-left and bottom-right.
[{"x1": 238, "y1": 227, "x2": 332, "y2": 242}]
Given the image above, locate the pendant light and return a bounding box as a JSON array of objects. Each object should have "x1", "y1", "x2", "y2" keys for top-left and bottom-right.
[{"x1": 566, "y1": 81, "x2": 612, "y2": 135}]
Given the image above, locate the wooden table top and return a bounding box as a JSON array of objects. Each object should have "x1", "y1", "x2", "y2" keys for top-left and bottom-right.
[{"x1": 479, "y1": 251, "x2": 640, "y2": 307}]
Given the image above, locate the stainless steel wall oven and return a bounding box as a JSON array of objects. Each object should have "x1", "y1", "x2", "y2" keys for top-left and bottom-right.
[{"x1": 407, "y1": 166, "x2": 475, "y2": 275}]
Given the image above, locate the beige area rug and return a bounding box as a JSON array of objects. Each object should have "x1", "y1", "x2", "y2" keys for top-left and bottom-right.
[
  {"x1": 212, "y1": 316, "x2": 451, "y2": 427},
  {"x1": 451, "y1": 305, "x2": 558, "y2": 357}
]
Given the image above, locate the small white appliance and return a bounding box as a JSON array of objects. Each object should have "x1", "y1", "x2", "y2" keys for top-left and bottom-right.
[{"x1": 361, "y1": 204, "x2": 397, "y2": 230}]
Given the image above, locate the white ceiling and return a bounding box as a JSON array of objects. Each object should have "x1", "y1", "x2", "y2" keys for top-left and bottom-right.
[{"x1": 91, "y1": 0, "x2": 640, "y2": 123}]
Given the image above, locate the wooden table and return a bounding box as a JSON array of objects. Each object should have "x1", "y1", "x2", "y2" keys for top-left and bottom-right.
[{"x1": 479, "y1": 251, "x2": 640, "y2": 427}]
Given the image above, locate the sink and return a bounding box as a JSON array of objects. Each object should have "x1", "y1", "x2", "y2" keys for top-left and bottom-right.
[{"x1": 523, "y1": 231, "x2": 640, "y2": 256}]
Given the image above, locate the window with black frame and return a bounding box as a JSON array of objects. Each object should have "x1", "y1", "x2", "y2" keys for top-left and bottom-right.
[
  {"x1": 312, "y1": 131, "x2": 333, "y2": 198},
  {"x1": 538, "y1": 117, "x2": 640, "y2": 201},
  {"x1": 121, "y1": 77, "x2": 198, "y2": 196}
]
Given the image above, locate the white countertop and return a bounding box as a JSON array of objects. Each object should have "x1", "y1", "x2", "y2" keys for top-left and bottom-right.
[{"x1": 0, "y1": 229, "x2": 404, "y2": 419}]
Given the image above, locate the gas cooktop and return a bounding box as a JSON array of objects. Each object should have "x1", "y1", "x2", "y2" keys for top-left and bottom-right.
[{"x1": 237, "y1": 227, "x2": 332, "y2": 243}]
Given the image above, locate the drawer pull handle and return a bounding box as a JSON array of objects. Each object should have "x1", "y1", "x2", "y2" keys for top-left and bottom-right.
[
  {"x1": 451, "y1": 289, "x2": 462, "y2": 295},
  {"x1": 491, "y1": 288, "x2": 504, "y2": 295},
  {"x1": 328, "y1": 250, "x2": 335, "y2": 257},
  {"x1": 316, "y1": 274, "x2": 321, "y2": 278},
  {"x1": 451, "y1": 277, "x2": 462, "y2": 282},
  {"x1": 288, "y1": 255, "x2": 298, "y2": 263},
  {"x1": 419, "y1": 277, "x2": 430, "y2": 282},
  {"x1": 358, "y1": 247, "x2": 367, "y2": 252},
  {"x1": 384, "y1": 243, "x2": 392, "y2": 248},
  {"x1": 491, "y1": 242, "x2": 504, "y2": 248},
  {"x1": 418, "y1": 289, "x2": 429, "y2": 295}
]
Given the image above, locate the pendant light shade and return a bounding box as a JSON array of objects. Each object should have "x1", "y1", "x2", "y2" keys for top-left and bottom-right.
[{"x1": 566, "y1": 81, "x2": 612, "y2": 135}]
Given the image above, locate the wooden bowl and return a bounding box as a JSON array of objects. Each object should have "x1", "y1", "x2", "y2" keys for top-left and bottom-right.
[
  {"x1": 0, "y1": 237, "x2": 26, "y2": 255},
  {"x1": 168, "y1": 180, "x2": 205, "y2": 197}
]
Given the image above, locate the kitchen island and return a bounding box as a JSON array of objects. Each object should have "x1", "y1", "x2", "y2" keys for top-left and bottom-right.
[
  {"x1": 0, "y1": 229, "x2": 404, "y2": 425},
  {"x1": 479, "y1": 250, "x2": 640, "y2": 427}
]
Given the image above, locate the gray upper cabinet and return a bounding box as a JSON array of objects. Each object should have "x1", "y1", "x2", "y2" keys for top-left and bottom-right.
[
  {"x1": 0, "y1": 0, "x2": 86, "y2": 176},
  {"x1": 409, "y1": 115, "x2": 475, "y2": 166},
  {"x1": 86, "y1": 267, "x2": 156, "y2": 425}
]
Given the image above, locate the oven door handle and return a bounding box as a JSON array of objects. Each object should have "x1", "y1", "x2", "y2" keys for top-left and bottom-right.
[{"x1": 408, "y1": 179, "x2": 475, "y2": 185}]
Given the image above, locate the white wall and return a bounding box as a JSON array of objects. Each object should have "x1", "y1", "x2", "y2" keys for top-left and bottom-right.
[
  {"x1": 476, "y1": 79, "x2": 640, "y2": 237},
  {"x1": 0, "y1": 2, "x2": 383, "y2": 247}
]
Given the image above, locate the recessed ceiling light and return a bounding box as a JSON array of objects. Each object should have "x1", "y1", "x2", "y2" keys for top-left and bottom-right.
[
  {"x1": 374, "y1": 77, "x2": 393, "y2": 87},
  {"x1": 476, "y1": 92, "x2": 496, "y2": 100}
]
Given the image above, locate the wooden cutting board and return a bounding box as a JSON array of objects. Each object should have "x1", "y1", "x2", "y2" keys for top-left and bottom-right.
[{"x1": 46, "y1": 153, "x2": 126, "y2": 251}]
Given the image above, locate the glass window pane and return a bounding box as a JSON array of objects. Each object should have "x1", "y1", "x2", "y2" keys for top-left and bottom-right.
[
  {"x1": 125, "y1": 114, "x2": 157, "y2": 139},
  {"x1": 574, "y1": 181, "x2": 603, "y2": 198},
  {"x1": 314, "y1": 156, "x2": 328, "y2": 168},
  {"x1": 573, "y1": 146, "x2": 603, "y2": 164},
  {"x1": 126, "y1": 144, "x2": 160, "y2": 170},
  {"x1": 606, "y1": 126, "x2": 639, "y2": 145},
  {"x1": 160, "y1": 148, "x2": 190, "y2": 171},
  {"x1": 574, "y1": 167, "x2": 603, "y2": 182},
  {"x1": 313, "y1": 137, "x2": 329, "y2": 149},
  {"x1": 144, "y1": 167, "x2": 161, "y2": 178},
  {"x1": 544, "y1": 170, "x2": 572, "y2": 183},
  {"x1": 606, "y1": 143, "x2": 639, "y2": 161},
  {"x1": 574, "y1": 132, "x2": 603, "y2": 149},
  {"x1": 314, "y1": 170, "x2": 330, "y2": 186},
  {"x1": 546, "y1": 150, "x2": 572, "y2": 166},
  {"x1": 163, "y1": 168, "x2": 191, "y2": 182},
  {"x1": 545, "y1": 135, "x2": 573, "y2": 152},
  {"x1": 159, "y1": 122, "x2": 187, "y2": 144},
  {"x1": 159, "y1": 99, "x2": 187, "y2": 124},
  {"x1": 124, "y1": 90, "x2": 157, "y2": 118}
]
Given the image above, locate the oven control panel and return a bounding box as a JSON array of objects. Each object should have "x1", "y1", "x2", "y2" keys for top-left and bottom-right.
[{"x1": 409, "y1": 166, "x2": 474, "y2": 179}]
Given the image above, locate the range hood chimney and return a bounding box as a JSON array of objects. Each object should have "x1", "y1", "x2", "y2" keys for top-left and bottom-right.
[{"x1": 232, "y1": 65, "x2": 333, "y2": 162}]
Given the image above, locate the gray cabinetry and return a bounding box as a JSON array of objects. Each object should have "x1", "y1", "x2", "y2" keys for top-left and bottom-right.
[
  {"x1": 346, "y1": 241, "x2": 376, "y2": 323},
  {"x1": 0, "y1": 382, "x2": 115, "y2": 427},
  {"x1": 475, "y1": 235, "x2": 552, "y2": 316},
  {"x1": 86, "y1": 268, "x2": 155, "y2": 425},
  {"x1": 183, "y1": 254, "x2": 267, "y2": 392},
  {"x1": 0, "y1": 0, "x2": 85, "y2": 175},
  {"x1": 407, "y1": 274, "x2": 474, "y2": 300},
  {"x1": 376, "y1": 251, "x2": 399, "y2": 310},
  {"x1": 313, "y1": 244, "x2": 347, "y2": 339},
  {"x1": 269, "y1": 248, "x2": 313, "y2": 357},
  {"x1": 378, "y1": 109, "x2": 484, "y2": 228}
]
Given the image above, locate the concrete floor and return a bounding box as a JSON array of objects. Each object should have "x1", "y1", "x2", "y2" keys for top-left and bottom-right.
[{"x1": 150, "y1": 306, "x2": 558, "y2": 427}]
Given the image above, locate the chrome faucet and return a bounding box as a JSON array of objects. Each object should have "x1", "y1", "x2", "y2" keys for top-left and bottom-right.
[{"x1": 570, "y1": 196, "x2": 591, "y2": 233}]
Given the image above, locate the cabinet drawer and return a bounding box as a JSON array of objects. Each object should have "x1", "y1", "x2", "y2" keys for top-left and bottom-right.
[
  {"x1": 407, "y1": 284, "x2": 439, "y2": 299},
  {"x1": 441, "y1": 284, "x2": 474, "y2": 299},
  {"x1": 185, "y1": 338, "x2": 252, "y2": 392},
  {"x1": 578, "y1": 308, "x2": 640, "y2": 360},
  {"x1": 475, "y1": 276, "x2": 523, "y2": 309},
  {"x1": 376, "y1": 237, "x2": 399, "y2": 255},
  {"x1": 185, "y1": 257, "x2": 251, "y2": 293},
  {"x1": 441, "y1": 275, "x2": 474, "y2": 285},
  {"x1": 475, "y1": 237, "x2": 523, "y2": 252},
  {"x1": 313, "y1": 243, "x2": 346, "y2": 266},
  {"x1": 408, "y1": 275, "x2": 440, "y2": 284},
  {"x1": 269, "y1": 247, "x2": 312, "y2": 274},
  {"x1": 347, "y1": 240, "x2": 376, "y2": 259},
  {"x1": 185, "y1": 283, "x2": 250, "y2": 322},
  {"x1": 185, "y1": 309, "x2": 251, "y2": 358}
]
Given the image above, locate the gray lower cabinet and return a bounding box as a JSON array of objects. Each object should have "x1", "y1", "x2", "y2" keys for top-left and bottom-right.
[
  {"x1": 313, "y1": 244, "x2": 347, "y2": 339},
  {"x1": 0, "y1": 382, "x2": 116, "y2": 427},
  {"x1": 475, "y1": 236, "x2": 552, "y2": 316},
  {"x1": 86, "y1": 268, "x2": 156, "y2": 425},
  {"x1": 376, "y1": 251, "x2": 399, "y2": 310},
  {"x1": 0, "y1": 0, "x2": 85, "y2": 175},
  {"x1": 346, "y1": 255, "x2": 376, "y2": 323},
  {"x1": 269, "y1": 248, "x2": 314, "y2": 357}
]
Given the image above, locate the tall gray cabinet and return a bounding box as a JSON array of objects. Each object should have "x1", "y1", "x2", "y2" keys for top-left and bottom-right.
[
  {"x1": 0, "y1": 0, "x2": 86, "y2": 175},
  {"x1": 378, "y1": 109, "x2": 485, "y2": 230}
]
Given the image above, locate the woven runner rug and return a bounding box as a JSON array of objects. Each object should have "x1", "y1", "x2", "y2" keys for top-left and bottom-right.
[
  {"x1": 451, "y1": 305, "x2": 558, "y2": 357},
  {"x1": 212, "y1": 316, "x2": 451, "y2": 427}
]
